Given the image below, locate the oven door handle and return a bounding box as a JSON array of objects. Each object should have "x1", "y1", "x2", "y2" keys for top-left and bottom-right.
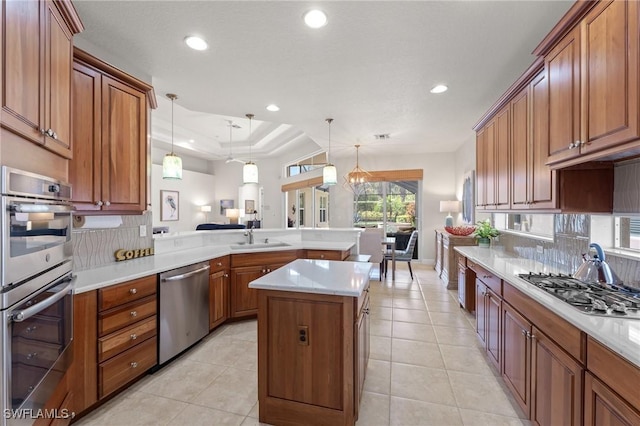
[
  {"x1": 11, "y1": 203, "x2": 72, "y2": 213},
  {"x1": 12, "y1": 280, "x2": 73, "y2": 322}
]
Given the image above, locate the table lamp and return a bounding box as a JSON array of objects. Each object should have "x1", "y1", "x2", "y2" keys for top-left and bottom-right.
[
  {"x1": 225, "y1": 208, "x2": 240, "y2": 224},
  {"x1": 439, "y1": 200, "x2": 460, "y2": 227},
  {"x1": 201, "y1": 205, "x2": 211, "y2": 222}
]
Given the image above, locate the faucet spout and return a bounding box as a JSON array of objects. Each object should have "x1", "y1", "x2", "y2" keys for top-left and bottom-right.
[{"x1": 244, "y1": 229, "x2": 254, "y2": 244}]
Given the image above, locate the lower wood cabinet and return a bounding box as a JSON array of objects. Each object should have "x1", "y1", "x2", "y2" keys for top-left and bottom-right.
[
  {"x1": 502, "y1": 302, "x2": 531, "y2": 416},
  {"x1": 354, "y1": 293, "x2": 370, "y2": 420},
  {"x1": 434, "y1": 230, "x2": 476, "y2": 289},
  {"x1": 305, "y1": 249, "x2": 350, "y2": 260},
  {"x1": 209, "y1": 270, "x2": 229, "y2": 330},
  {"x1": 584, "y1": 372, "x2": 640, "y2": 426},
  {"x1": 475, "y1": 277, "x2": 501, "y2": 371},
  {"x1": 457, "y1": 256, "x2": 475, "y2": 312}
]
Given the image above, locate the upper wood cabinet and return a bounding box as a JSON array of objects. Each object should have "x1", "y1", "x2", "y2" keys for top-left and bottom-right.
[
  {"x1": 475, "y1": 106, "x2": 509, "y2": 210},
  {"x1": 1, "y1": 0, "x2": 83, "y2": 159},
  {"x1": 70, "y1": 48, "x2": 156, "y2": 214},
  {"x1": 543, "y1": 0, "x2": 640, "y2": 167}
]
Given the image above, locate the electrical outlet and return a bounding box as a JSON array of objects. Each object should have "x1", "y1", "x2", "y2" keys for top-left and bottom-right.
[
  {"x1": 139, "y1": 225, "x2": 147, "y2": 237},
  {"x1": 536, "y1": 245, "x2": 544, "y2": 254}
]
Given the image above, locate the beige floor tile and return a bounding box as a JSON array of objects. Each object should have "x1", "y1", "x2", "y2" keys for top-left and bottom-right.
[
  {"x1": 393, "y1": 308, "x2": 431, "y2": 324},
  {"x1": 186, "y1": 336, "x2": 254, "y2": 367},
  {"x1": 433, "y1": 326, "x2": 482, "y2": 348},
  {"x1": 371, "y1": 319, "x2": 393, "y2": 337},
  {"x1": 220, "y1": 320, "x2": 257, "y2": 342},
  {"x1": 370, "y1": 296, "x2": 394, "y2": 308},
  {"x1": 370, "y1": 335, "x2": 392, "y2": 361},
  {"x1": 392, "y1": 339, "x2": 445, "y2": 369},
  {"x1": 429, "y1": 312, "x2": 473, "y2": 328},
  {"x1": 134, "y1": 359, "x2": 227, "y2": 402},
  {"x1": 191, "y1": 367, "x2": 258, "y2": 416},
  {"x1": 392, "y1": 298, "x2": 427, "y2": 310},
  {"x1": 439, "y1": 344, "x2": 495, "y2": 376},
  {"x1": 231, "y1": 341, "x2": 258, "y2": 371},
  {"x1": 363, "y1": 359, "x2": 391, "y2": 395},
  {"x1": 392, "y1": 322, "x2": 437, "y2": 342},
  {"x1": 168, "y1": 404, "x2": 245, "y2": 425},
  {"x1": 390, "y1": 397, "x2": 463, "y2": 426},
  {"x1": 448, "y1": 371, "x2": 524, "y2": 418},
  {"x1": 426, "y1": 300, "x2": 460, "y2": 312},
  {"x1": 356, "y1": 391, "x2": 390, "y2": 426},
  {"x1": 459, "y1": 409, "x2": 532, "y2": 426},
  {"x1": 392, "y1": 290, "x2": 424, "y2": 300},
  {"x1": 240, "y1": 417, "x2": 273, "y2": 426},
  {"x1": 422, "y1": 291, "x2": 456, "y2": 303},
  {"x1": 248, "y1": 401, "x2": 258, "y2": 418},
  {"x1": 370, "y1": 306, "x2": 393, "y2": 321},
  {"x1": 390, "y1": 363, "x2": 456, "y2": 406}
]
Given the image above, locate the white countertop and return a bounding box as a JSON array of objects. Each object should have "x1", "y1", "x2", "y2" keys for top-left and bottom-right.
[
  {"x1": 455, "y1": 246, "x2": 640, "y2": 368},
  {"x1": 248, "y1": 259, "x2": 373, "y2": 297},
  {"x1": 74, "y1": 241, "x2": 354, "y2": 294}
]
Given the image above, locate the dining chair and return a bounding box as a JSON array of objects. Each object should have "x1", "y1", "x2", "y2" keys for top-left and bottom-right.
[
  {"x1": 385, "y1": 230, "x2": 418, "y2": 279},
  {"x1": 359, "y1": 228, "x2": 385, "y2": 280}
]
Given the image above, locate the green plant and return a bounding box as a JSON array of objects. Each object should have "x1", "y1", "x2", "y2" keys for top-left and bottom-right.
[{"x1": 473, "y1": 219, "x2": 500, "y2": 239}]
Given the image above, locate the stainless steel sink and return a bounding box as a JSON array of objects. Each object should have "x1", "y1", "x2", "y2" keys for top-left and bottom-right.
[{"x1": 230, "y1": 241, "x2": 291, "y2": 250}]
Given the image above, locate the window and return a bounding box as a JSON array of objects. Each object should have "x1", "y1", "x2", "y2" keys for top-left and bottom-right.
[
  {"x1": 353, "y1": 180, "x2": 418, "y2": 233},
  {"x1": 299, "y1": 192, "x2": 305, "y2": 227},
  {"x1": 493, "y1": 213, "x2": 555, "y2": 240},
  {"x1": 285, "y1": 152, "x2": 327, "y2": 177},
  {"x1": 318, "y1": 194, "x2": 327, "y2": 224}
]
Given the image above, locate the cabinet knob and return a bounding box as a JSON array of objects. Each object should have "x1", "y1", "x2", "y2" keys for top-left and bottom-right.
[
  {"x1": 130, "y1": 311, "x2": 137, "y2": 317},
  {"x1": 522, "y1": 329, "x2": 527, "y2": 336},
  {"x1": 26, "y1": 326, "x2": 37, "y2": 333},
  {"x1": 261, "y1": 269, "x2": 266, "y2": 274},
  {"x1": 223, "y1": 273, "x2": 229, "y2": 278},
  {"x1": 216, "y1": 262, "x2": 222, "y2": 266},
  {"x1": 568, "y1": 142, "x2": 576, "y2": 149},
  {"x1": 130, "y1": 334, "x2": 137, "y2": 340},
  {"x1": 104, "y1": 201, "x2": 111, "y2": 206},
  {"x1": 96, "y1": 201, "x2": 104, "y2": 207},
  {"x1": 267, "y1": 268, "x2": 271, "y2": 272},
  {"x1": 482, "y1": 275, "x2": 492, "y2": 279},
  {"x1": 40, "y1": 128, "x2": 56, "y2": 139},
  {"x1": 320, "y1": 254, "x2": 325, "y2": 259},
  {"x1": 363, "y1": 308, "x2": 370, "y2": 315},
  {"x1": 130, "y1": 362, "x2": 138, "y2": 368},
  {"x1": 26, "y1": 352, "x2": 38, "y2": 360},
  {"x1": 129, "y1": 288, "x2": 137, "y2": 295}
]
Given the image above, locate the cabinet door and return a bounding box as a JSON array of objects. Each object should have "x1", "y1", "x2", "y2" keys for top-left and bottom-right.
[
  {"x1": 531, "y1": 327, "x2": 583, "y2": 426},
  {"x1": 485, "y1": 287, "x2": 501, "y2": 371},
  {"x1": 485, "y1": 120, "x2": 496, "y2": 208},
  {"x1": 209, "y1": 270, "x2": 229, "y2": 330},
  {"x1": 69, "y1": 291, "x2": 98, "y2": 414},
  {"x1": 100, "y1": 75, "x2": 147, "y2": 212},
  {"x1": 70, "y1": 62, "x2": 102, "y2": 210},
  {"x1": 476, "y1": 129, "x2": 487, "y2": 208},
  {"x1": 43, "y1": 0, "x2": 73, "y2": 158},
  {"x1": 495, "y1": 106, "x2": 510, "y2": 208},
  {"x1": 546, "y1": 26, "x2": 582, "y2": 165},
  {"x1": 502, "y1": 303, "x2": 531, "y2": 417},
  {"x1": 584, "y1": 372, "x2": 640, "y2": 426},
  {"x1": 1, "y1": 0, "x2": 44, "y2": 144},
  {"x1": 475, "y1": 280, "x2": 487, "y2": 345},
  {"x1": 530, "y1": 70, "x2": 556, "y2": 208},
  {"x1": 582, "y1": 0, "x2": 640, "y2": 155},
  {"x1": 511, "y1": 87, "x2": 529, "y2": 209},
  {"x1": 457, "y1": 265, "x2": 466, "y2": 308},
  {"x1": 354, "y1": 297, "x2": 370, "y2": 419},
  {"x1": 230, "y1": 265, "x2": 263, "y2": 318}
]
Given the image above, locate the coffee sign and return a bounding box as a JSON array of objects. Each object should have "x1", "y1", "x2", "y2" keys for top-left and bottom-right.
[{"x1": 115, "y1": 247, "x2": 154, "y2": 262}]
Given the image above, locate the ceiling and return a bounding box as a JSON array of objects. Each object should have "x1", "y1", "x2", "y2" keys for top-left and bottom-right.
[{"x1": 73, "y1": 1, "x2": 574, "y2": 163}]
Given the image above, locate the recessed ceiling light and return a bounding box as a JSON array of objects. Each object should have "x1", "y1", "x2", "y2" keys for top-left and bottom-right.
[
  {"x1": 189, "y1": 139, "x2": 195, "y2": 143},
  {"x1": 303, "y1": 10, "x2": 327, "y2": 28},
  {"x1": 266, "y1": 104, "x2": 280, "y2": 112},
  {"x1": 184, "y1": 36, "x2": 208, "y2": 51},
  {"x1": 430, "y1": 84, "x2": 448, "y2": 94}
]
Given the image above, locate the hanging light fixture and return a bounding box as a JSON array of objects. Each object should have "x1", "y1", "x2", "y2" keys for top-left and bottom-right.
[
  {"x1": 243, "y1": 113, "x2": 259, "y2": 184},
  {"x1": 162, "y1": 93, "x2": 182, "y2": 179},
  {"x1": 322, "y1": 118, "x2": 337, "y2": 186},
  {"x1": 343, "y1": 144, "x2": 370, "y2": 193}
]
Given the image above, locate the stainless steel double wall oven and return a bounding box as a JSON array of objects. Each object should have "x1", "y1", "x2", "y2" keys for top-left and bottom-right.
[{"x1": 1, "y1": 167, "x2": 74, "y2": 425}]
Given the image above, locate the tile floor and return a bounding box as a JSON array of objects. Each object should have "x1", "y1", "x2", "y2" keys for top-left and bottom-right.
[{"x1": 75, "y1": 264, "x2": 530, "y2": 426}]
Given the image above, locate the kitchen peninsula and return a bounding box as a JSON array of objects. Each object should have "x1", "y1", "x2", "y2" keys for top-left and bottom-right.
[{"x1": 249, "y1": 259, "x2": 373, "y2": 426}]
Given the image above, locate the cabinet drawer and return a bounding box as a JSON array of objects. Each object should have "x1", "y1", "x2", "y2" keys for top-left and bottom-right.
[
  {"x1": 99, "y1": 336, "x2": 157, "y2": 399},
  {"x1": 13, "y1": 315, "x2": 62, "y2": 344},
  {"x1": 306, "y1": 249, "x2": 349, "y2": 261},
  {"x1": 210, "y1": 256, "x2": 230, "y2": 274},
  {"x1": 356, "y1": 285, "x2": 370, "y2": 318},
  {"x1": 468, "y1": 260, "x2": 501, "y2": 295},
  {"x1": 98, "y1": 296, "x2": 156, "y2": 337},
  {"x1": 231, "y1": 250, "x2": 299, "y2": 268},
  {"x1": 98, "y1": 276, "x2": 156, "y2": 311},
  {"x1": 15, "y1": 337, "x2": 62, "y2": 369},
  {"x1": 98, "y1": 316, "x2": 157, "y2": 362}
]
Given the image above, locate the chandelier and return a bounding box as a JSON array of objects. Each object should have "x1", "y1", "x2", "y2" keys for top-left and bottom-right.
[
  {"x1": 243, "y1": 113, "x2": 259, "y2": 184},
  {"x1": 322, "y1": 118, "x2": 337, "y2": 185},
  {"x1": 343, "y1": 144, "x2": 370, "y2": 193}
]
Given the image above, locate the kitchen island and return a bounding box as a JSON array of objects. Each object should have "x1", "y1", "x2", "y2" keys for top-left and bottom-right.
[{"x1": 249, "y1": 259, "x2": 373, "y2": 426}]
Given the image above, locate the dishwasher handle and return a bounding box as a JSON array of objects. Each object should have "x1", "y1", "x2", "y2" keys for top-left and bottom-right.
[{"x1": 161, "y1": 265, "x2": 210, "y2": 282}]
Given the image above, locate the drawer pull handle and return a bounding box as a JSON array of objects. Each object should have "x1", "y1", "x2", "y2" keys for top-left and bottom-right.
[
  {"x1": 483, "y1": 275, "x2": 491, "y2": 279},
  {"x1": 26, "y1": 326, "x2": 37, "y2": 333},
  {"x1": 129, "y1": 288, "x2": 137, "y2": 295},
  {"x1": 363, "y1": 308, "x2": 370, "y2": 315},
  {"x1": 130, "y1": 362, "x2": 138, "y2": 368},
  {"x1": 130, "y1": 334, "x2": 137, "y2": 340},
  {"x1": 521, "y1": 329, "x2": 527, "y2": 336},
  {"x1": 320, "y1": 254, "x2": 325, "y2": 258},
  {"x1": 223, "y1": 273, "x2": 229, "y2": 278},
  {"x1": 216, "y1": 262, "x2": 222, "y2": 266},
  {"x1": 130, "y1": 311, "x2": 137, "y2": 317},
  {"x1": 26, "y1": 352, "x2": 38, "y2": 360}
]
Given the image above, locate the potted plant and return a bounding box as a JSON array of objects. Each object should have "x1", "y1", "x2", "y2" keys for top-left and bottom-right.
[{"x1": 473, "y1": 219, "x2": 499, "y2": 247}]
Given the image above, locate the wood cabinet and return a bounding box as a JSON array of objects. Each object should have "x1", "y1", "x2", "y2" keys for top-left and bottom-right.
[
  {"x1": 457, "y1": 255, "x2": 475, "y2": 312},
  {"x1": 69, "y1": 291, "x2": 98, "y2": 415},
  {"x1": 584, "y1": 372, "x2": 640, "y2": 426},
  {"x1": 70, "y1": 48, "x2": 156, "y2": 214},
  {"x1": 434, "y1": 230, "x2": 476, "y2": 289},
  {"x1": 0, "y1": 0, "x2": 83, "y2": 159},
  {"x1": 502, "y1": 302, "x2": 532, "y2": 417},
  {"x1": 209, "y1": 256, "x2": 230, "y2": 330},
  {"x1": 305, "y1": 249, "x2": 350, "y2": 261},
  {"x1": 256, "y1": 282, "x2": 369, "y2": 425},
  {"x1": 473, "y1": 266, "x2": 501, "y2": 371},
  {"x1": 230, "y1": 250, "x2": 299, "y2": 319},
  {"x1": 476, "y1": 106, "x2": 509, "y2": 210}
]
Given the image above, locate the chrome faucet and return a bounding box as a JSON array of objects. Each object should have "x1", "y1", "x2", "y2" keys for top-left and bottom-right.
[{"x1": 244, "y1": 228, "x2": 254, "y2": 244}]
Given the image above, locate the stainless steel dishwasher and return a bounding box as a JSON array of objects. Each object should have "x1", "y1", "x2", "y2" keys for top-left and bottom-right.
[{"x1": 159, "y1": 261, "x2": 210, "y2": 364}]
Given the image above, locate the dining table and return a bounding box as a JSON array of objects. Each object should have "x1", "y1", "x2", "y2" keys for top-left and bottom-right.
[{"x1": 381, "y1": 236, "x2": 396, "y2": 280}]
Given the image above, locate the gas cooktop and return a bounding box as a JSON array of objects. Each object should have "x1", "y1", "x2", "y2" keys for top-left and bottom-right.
[{"x1": 517, "y1": 273, "x2": 640, "y2": 319}]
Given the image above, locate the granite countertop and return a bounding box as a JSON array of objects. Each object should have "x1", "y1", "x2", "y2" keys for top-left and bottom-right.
[
  {"x1": 74, "y1": 241, "x2": 355, "y2": 294},
  {"x1": 248, "y1": 259, "x2": 373, "y2": 297},
  {"x1": 455, "y1": 246, "x2": 640, "y2": 369}
]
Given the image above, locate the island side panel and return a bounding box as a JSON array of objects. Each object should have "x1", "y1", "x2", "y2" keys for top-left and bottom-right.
[{"x1": 257, "y1": 289, "x2": 355, "y2": 426}]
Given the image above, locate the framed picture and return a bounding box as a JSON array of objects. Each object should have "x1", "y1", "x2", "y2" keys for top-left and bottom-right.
[
  {"x1": 160, "y1": 190, "x2": 179, "y2": 221},
  {"x1": 220, "y1": 199, "x2": 234, "y2": 215},
  {"x1": 461, "y1": 170, "x2": 475, "y2": 224},
  {"x1": 245, "y1": 199, "x2": 255, "y2": 214}
]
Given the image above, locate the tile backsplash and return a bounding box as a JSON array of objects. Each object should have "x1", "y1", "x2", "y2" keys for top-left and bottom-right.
[{"x1": 72, "y1": 212, "x2": 153, "y2": 271}]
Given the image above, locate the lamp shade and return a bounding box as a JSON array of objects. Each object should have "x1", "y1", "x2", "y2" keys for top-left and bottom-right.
[
  {"x1": 225, "y1": 208, "x2": 240, "y2": 224},
  {"x1": 439, "y1": 200, "x2": 460, "y2": 213},
  {"x1": 243, "y1": 162, "x2": 259, "y2": 184},
  {"x1": 323, "y1": 164, "x2": 337, "y2": 185},
  {"x1": 200, "y1": 205, "x2": 212, "y2": 212},
  {"x1": 162, "y1": 153, "x2": 183, "y2": 180}
]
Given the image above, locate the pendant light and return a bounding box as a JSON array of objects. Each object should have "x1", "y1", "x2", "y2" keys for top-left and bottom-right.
[
  {"x1": 344, "y1": 144, "x2": 370, "y2": 193},
  {"x1": 322, "y1": 118, "x2": 337, "y2": 186},
  {"x1": 243, "y1": 113, "x2": 259, "y2": 184},
  {"x1": 162, "y1": 93, "x2": 182, "y2": 179}
]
